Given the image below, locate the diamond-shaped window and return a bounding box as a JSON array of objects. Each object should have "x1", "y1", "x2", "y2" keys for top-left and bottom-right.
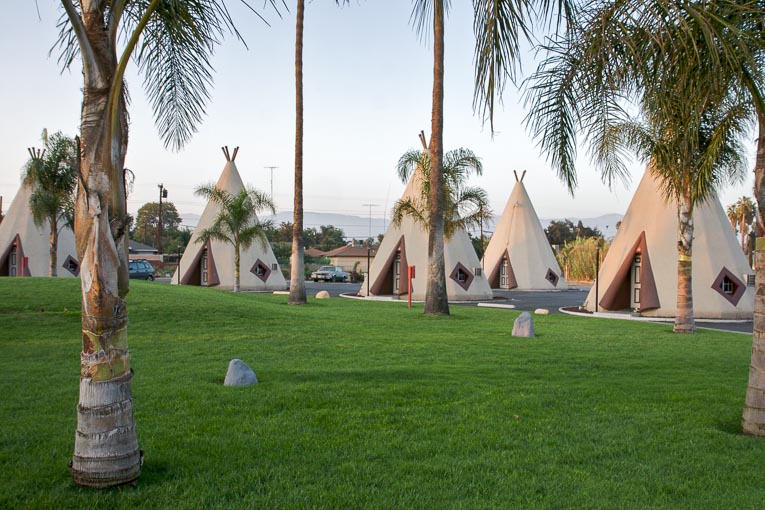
[
  {"x1": 449, "y1": 262, "x2": 474, "y2": 291},
  {"x1": 545, "y1": 268, "x2": 559, "y2": 287},
  {"x1": 62, "y1": 255, "x2": 80, "y2": 277},
  {"x1": 250, "y1": 259, "x2": 271, "y2": 282},
  {"x1": 711, "y1": 267, "x2": 745, "y2": 306}
]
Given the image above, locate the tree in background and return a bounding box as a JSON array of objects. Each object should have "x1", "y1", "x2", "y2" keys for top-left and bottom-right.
[
  {"x1": 392, "y1": 147, "x2": 491, "y2": 242},
  {"x1": 194, "y1": 185, "x2": 275, "y2": 293},
  {"x1": 545, "y1": 219, "x2": 602, "y2": 248},
  {"x1": 728, "y1": 197, "x2": 756, "y2": 252},
  {"x1": 53, "y1": 0, "x2": 279, "y2": 486},
  {"x1": 22, "y1": 129, "x2": 78, "y2": 276},
  {"x1": 131, "y1": 201, "x2": 182, "y2": 248},
  {"x1": 316, "y1": 225, "x2": 346, "y2": 251},
  {"x1": 164, "y1": 227, "x2": 192, "y2": 256}
]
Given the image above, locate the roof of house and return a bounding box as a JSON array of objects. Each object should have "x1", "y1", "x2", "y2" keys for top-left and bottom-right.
[
  {"x1": 128, "y1": 240, "x2": 158, "y2": 254},
  {"x1": 323, "y1": 244, "x2": 377, "y2": 258},
  {"x1": 304, "y1": 247, "x2": 327, "y2": 258}
]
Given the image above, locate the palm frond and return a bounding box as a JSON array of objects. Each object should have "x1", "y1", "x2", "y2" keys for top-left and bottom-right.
[
  {"x1": 472, "y1": 0, "x2": 532, "y2": 132},
  {"x1": 396, "y1": 149, "x2": 427, "y2": 184}
]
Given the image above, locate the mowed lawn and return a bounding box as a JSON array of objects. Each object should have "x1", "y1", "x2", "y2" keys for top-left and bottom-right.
[{"x1": 0, "y1": 278, "x2": 762, "y2": 509}]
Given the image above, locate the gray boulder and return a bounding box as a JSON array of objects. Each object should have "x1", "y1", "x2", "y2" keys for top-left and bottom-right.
[
  {"x1": 224, "y1": 359, "x2": 258, "y2": 387},
  {"x1": 512, "y1": 312, "x2": 536, "y2": 338}
]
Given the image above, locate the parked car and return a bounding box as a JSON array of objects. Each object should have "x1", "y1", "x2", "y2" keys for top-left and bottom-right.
[
  {"x1": 310, "y1": 265, "x2": 349, "y2": 282},
  {"x1": 129, "y1": 259, "x2": 155, "y2": 281}
]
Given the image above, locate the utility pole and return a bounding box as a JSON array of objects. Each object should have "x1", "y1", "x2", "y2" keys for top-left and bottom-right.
[
  {"x1": 264, "y1": 166, "x2": 278, "y2": 207},
  {"x1": 361, "y1": 204, "x2": 379, "y2": 245},
  {"x1": 362, "y1": 204, "x2": 379, "y2": 296},
  {"x1": 157, "y1": 184, "x2": 168, "y2": 254}
]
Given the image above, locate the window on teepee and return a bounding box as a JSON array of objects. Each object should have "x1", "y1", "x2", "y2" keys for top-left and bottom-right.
[
  {"x1": 250, "y1": 259, "x2": 271, "y2": 282},
  {"x1": 62, "y1": 255, "x2": 80, "y2": 276},
  {"x1": 449, "y1": 262, "x2": 474, "y2": 290},
  {"x1": 711, "y1": 268, "x2": 746, "y2": 306}
]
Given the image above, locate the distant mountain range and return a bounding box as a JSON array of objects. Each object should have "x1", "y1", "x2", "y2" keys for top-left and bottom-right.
[{"x1": 181, "y1": 211, "x2": 623, "y2": 240}]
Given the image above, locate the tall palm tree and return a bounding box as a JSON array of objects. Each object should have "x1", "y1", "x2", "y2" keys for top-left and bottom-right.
[
  {"x1": 194, "y1": 185, "x2": 275, "y2": 293},
  {"x1": 408, "y1": 0, "x2": 572, "y2": 315},
  {"x1": 289, "y1": 0, "x2": 349, "y2": 305},
  {"x1": 524, "y1": 0, "x2": 760, "y2": 333},
  {"x1": 733, "y1": 196, "x2": 756, "y2": 251},
  {"x1": 54, "y1": 0, "x2": 279, "y2": 487},
  {"x1": 727, "y1": 203, "x2": 739, "y2": 234},
  {"x1": 392, "y1": 146, "x2": 491, "y2": 240},
  {"x1": 289, "y1": 0, "x2": 307, "y2": 305},
  {"x1": 22, "y1": 129, "x2": 78, "y2": 277}
]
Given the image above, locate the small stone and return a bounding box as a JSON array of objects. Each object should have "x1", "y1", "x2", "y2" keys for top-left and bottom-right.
[
  {"x1": 315, "y1": 290, "x2": 330, "y2": 299},
  {"x1": 534, "y1": 308, "x2": 550, "y2": 315},
  {"x1": 512, "y1": 312, "x2": 536, "y2": 338},
  {"x1": 224, "y1": 359, "x2": 258, "y2": 387}
]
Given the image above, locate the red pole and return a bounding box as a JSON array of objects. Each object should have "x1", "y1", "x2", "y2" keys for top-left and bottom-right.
[{"x1": 408, "y1": 266, "x2": 415, "y2": 308}]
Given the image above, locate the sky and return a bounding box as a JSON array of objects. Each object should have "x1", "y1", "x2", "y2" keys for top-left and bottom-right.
[{"x1": 0, "y1": 1, "x2": 757, "y2": 228}]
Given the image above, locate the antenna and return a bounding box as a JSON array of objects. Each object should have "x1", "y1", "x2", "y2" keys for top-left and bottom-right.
[{"x1": 264, "y1": 166, "x2": 279, "y2": 206}]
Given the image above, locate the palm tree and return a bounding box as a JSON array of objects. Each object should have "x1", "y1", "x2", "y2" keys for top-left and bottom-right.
[
  {"x1": 727, "y1": 203, "x2": 739, "y2": 234},
  {"x1": 733, "y1": 196, "x2": 756, "y2": 252},
  {"x1": 194, "y1": 185, "x2": 275, "y2": 293},
  {"x1": 289, "y1": 0, "x2": 349, "y2": 305},
  {"x1": 54, "y1": 0, "x2": 279, "y2": 487},
  {"x1": 289, "y1": 0, "x2": 307, "y2": 305},
  {"x1": 408, "y1": 0, "x2": 572, "y2": 315},
  {"x1": 524, "y1": 0, "x2": 760, "y2": 333},
  {"x1": 22, "y1": 129, "x2": 78, "y2": 277},
  {"x1": 392, "y1": 146, "x2": 491, "y2": 241}
]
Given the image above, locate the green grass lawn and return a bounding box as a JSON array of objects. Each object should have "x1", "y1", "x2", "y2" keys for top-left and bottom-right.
[{"x1": 0, "y1": 278, "x2": 762, "y2": 509}]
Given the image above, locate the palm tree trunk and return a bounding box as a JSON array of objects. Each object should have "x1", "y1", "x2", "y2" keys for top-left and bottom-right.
[
  {"x1": 289, "y1": 0, "x2": 307, "y2": 305},
  {"x1": 424, "y1": 0, "x2": 449, "y2": 316},
  {"x1": 741, "y1": 216, "x2": 747, "y2": 252},
  {"x1": 49, "y1": 215, "x2": 58, "y2": 277},
  {"x1": 674, "y1": 191, "x2": 695, "y2": 334},
  {"x1": 69, "y1": 11, "x2": 140, "y2": 487},
  {"x1": 743, "y1": 113, "x2": 765, "y2": 436},
  {"x1": 234, "y1": 242, "x2": 241, "y2": 293}
]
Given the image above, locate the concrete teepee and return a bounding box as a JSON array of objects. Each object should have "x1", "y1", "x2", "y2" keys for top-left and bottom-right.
[
  {"x1": 172, "y1": 147, "x2": 287, "y2": 291},
  {"x1": 482, "y1": 170, "x2": 567, "y2": 290},
  {"x1": 359, "y1": 159, "x2": 492, "y2": 301},
  {"x1": 0, "y1": 183, "x2": 79, "y2": 277},
  {"x1": 583, "y1": 168, "x2": 753, "y2": 319}
]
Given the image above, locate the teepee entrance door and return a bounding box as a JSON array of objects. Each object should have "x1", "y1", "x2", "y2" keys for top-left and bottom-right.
[
  {"x1": 201, "y1": 249, "x2": 209, "y2": 286},
  {"x1": 8, "y1": 245, "x2": 18, "y2": 277},
  {"x1": 630, "y1": 255, "x2": 641, "y2": 309},
  {"x1": 500, "y1": 258, "x2": 510, "y2": 289},
  {"x1": 393, "y1": 253, "x2": 401, "y2": 294}
]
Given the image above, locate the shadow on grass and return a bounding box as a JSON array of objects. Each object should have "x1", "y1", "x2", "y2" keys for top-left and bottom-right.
[
  {"x1": 716, "y1": 416, "x2": 744, "y2": 436},
  {"x1": 137, "y1": 458, "x2": 173, "y2": 486}
]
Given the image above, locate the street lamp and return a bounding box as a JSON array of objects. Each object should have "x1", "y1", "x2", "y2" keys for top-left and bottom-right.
[
  {"x1": 157, "y1": 184, "x2": 168, "y2": 254},
  {"x1": 362, "y1": 203, "x2": 379, "y2": 296}
]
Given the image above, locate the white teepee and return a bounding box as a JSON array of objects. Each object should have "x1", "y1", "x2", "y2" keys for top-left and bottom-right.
[
  {"x1": 583, "y1": 168, "x2": 753, "y2": 319},
  {"x1": 482, "y1": 171, "x2": 567, "y2": 290},
  {"x1": 359, "y1": 162, "x2": 492, "y2": 301},
  {"x1": 0, "y1": 183, "x2": 79, "y2": 277},
  {"x1": 172, "y1": 147, "x2": 287, "y2": 291}
]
